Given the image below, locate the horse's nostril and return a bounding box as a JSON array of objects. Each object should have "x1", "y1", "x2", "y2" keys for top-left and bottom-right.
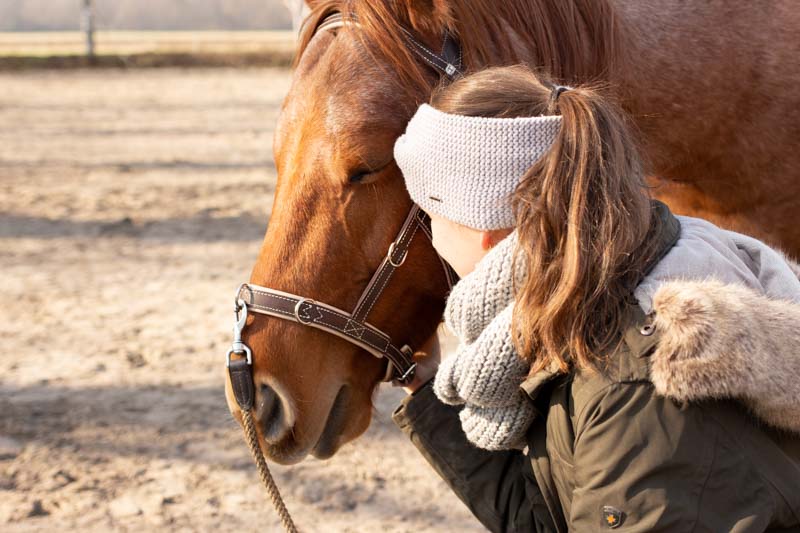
[{"x1": 257, "y1": 383, "x2": 289, "y2": 442}]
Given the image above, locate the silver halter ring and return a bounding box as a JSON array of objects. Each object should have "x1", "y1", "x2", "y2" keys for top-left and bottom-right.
[{"x1": 293, "y1": 298, "x2": 318, "y2": 325}]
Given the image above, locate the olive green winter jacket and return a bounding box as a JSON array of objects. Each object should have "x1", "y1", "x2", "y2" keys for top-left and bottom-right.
[{"x1": 393, "y1": 203, "x2": 800, "y2": 532}]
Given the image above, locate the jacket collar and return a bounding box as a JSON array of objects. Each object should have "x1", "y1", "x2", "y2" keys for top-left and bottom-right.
[
  {"x1": 521, "y1": 200, "x2": 800, "y2": 436},
  {"x1": 638, "y1": 199, "x2": 682, "y2": 283}
]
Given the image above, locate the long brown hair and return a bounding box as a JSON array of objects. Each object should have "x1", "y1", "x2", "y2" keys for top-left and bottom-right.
[{"x1": 431, "y1": 65, "x2": 663, "y2": 373}]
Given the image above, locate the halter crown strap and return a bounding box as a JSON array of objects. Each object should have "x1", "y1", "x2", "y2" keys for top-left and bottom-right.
[
  {"x1": 309, "y1": 11, "x2": 463, "y2": 81},
  {"x1": 312, "y1": 11, "x2": 347, "y2": 34},
  {"x1": 398, "y1": 26, "x2": 463, "y2": 80}
]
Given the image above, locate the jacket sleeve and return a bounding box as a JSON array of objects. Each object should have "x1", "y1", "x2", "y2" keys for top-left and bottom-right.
[
  {"x1": 569, "y1": 381, "x2": 775, "y2": 532},
  {"x1": 392, "y1": 380, "x2": 557, "y2": 533}
]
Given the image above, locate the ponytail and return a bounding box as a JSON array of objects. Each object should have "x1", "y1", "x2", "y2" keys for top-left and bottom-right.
[
  {"x1": 510, "y1": 83, "x2": 662, "y2": 373},
  {"x1": 429, "y1": 65, "x2": 662, "y2": 373}
]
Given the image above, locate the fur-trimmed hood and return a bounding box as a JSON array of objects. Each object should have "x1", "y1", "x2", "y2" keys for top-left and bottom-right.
[
  {"x1": 638, "y1": 215, "x2": 800, "y2": 434},
  {"x1": 650, "y1": 278, "x2": 800, "y2": 434}
]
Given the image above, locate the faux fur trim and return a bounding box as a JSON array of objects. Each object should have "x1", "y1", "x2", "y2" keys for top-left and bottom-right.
[{"x1": 650, "y1": 279, "x2": 800, "y2": 434}]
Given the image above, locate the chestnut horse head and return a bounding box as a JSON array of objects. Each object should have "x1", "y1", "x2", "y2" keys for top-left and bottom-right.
[{"x1": 224, "y1": 0, "x2": 618, "y2": 464}]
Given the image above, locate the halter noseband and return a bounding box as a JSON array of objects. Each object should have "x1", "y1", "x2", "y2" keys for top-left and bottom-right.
[
  {"x1": 226, "y1": 12, "x2": 463, "y2": 403},
  {"x1": 228, "y1": 205, "x2": 458, "y2": 388}
]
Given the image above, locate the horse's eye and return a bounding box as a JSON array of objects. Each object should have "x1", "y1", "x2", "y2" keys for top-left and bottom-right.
[
  {"x1": 349, "y1": 171, "x2": 370, "y2": 184},
  {"x1": 348, "y1": 160, "x2": 393, "y2": 185}
]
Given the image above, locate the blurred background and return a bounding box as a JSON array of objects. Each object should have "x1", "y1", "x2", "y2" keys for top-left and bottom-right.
[
  {"x1": 0, "y1": 0, "x2": 296, "y2": 31},
  {"x1": 0, "y1": 0, "x2": 297, "y2": 68},
  {"x1": 1, "y1": 0, "x2": 293, "y2": 30},
  {"x1": 0, "y1": 1, "x2": 476, "y2": 531}
]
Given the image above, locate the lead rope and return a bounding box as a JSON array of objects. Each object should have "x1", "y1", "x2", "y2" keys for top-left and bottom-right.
[
  {"x1": 225, "y1": 206, "x2": 457, "y2": 532},
  {"x1": 241, "y1": 409, "x2": 299, "y2": 533},
  {"x1": 227, "y1": 299, "x2": 300, "y2": 533}
]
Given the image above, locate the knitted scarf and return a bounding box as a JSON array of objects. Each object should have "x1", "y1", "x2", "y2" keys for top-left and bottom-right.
[{"x1": 433, "y1": 230, "x2": 538, "y2": 450}]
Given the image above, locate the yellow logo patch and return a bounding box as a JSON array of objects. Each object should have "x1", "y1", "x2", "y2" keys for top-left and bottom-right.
[{"x1": 602, "y1": 506, "x2": 623, "y2": 529}]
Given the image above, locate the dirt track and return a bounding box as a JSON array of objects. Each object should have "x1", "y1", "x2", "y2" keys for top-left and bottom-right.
[{"x1": 0, "y1": 67, "x2": 482, "y2": 532}]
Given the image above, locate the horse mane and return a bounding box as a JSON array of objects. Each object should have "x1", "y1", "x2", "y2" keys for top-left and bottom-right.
[{"x1": 294, "y1": 0, "x2": 621, "y2": 96}]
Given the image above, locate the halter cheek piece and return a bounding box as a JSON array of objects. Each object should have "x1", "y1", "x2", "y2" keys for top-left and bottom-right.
[{"x1": 227, "y1": 12, "x2": 463, "y2": 407}]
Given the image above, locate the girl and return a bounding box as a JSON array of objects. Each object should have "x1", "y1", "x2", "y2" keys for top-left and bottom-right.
[{"x1": 391, "y1": 65, "x2": 800, "y2": 532}]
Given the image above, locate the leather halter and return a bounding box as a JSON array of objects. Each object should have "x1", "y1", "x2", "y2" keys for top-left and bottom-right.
[
  {"x1": 233, "y1": 204, "x2": 458, "y2": 384},
  {"x1": 227, "y1": 12, "x2": 463, "y2": 390}
]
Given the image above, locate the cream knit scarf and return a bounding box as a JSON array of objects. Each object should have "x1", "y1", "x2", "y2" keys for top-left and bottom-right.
[{"x1": 433, "y1": 230, "x2": 538, "y2": 451}]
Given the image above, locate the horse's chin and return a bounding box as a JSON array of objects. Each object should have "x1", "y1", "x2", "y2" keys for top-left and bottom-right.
[
  {"x1": 260, "y1": 385, "x2": 354, "y2": 464},
  {"x1": 261, "y1": 441, "x2": 311, "y2": 466},
  {"x1": 310, "y1": 385, "x2": 351, "y2": 459}
]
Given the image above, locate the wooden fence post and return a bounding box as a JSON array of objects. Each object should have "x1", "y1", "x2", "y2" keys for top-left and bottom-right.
[{"x1": 81, "y1": 0, "x2": 95, "y2": 60}]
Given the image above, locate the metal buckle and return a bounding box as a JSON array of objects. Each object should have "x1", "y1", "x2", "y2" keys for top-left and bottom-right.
[
  {"x1": 397, "y1": 362, "x2": 417, "y2": 384},
  {"x1": 394, "y1": 344, "x2": 417, "y2": 384},
  {"x1": 226, "y1": 298, "x2": 253, "y2": 367},
  {"x1": 294, "y1": 298, "x2": 318, "y2": 324},
  {"x1": 387, "y1": 241, "x2": 408, "y2": 267}
]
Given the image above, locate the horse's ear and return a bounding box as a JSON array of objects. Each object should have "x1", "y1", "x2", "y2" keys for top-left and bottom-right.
[{"x1": 405, "y1": 0, "x2": 456, "y2": 35}]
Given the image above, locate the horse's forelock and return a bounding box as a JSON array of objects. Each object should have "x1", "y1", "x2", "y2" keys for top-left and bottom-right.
[{"x1": 295, "y1": 0, "x2": 622, "y2": 94}]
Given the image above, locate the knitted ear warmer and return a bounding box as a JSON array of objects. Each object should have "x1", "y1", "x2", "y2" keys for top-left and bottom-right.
[{"x1": 393, "y1": 103, "x2": 562, "y2": 230}]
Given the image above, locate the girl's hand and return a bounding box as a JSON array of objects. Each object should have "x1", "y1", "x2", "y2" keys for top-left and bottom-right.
[{"x1": 401, "y1": 331, "x2": 442, "y2": 394}]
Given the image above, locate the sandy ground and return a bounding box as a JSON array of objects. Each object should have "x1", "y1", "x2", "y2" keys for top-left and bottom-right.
[{"x1": 0, "y1": 67, "x2": 484, "y2": 532}]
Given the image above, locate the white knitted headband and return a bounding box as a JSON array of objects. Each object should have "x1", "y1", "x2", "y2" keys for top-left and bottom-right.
[{"x1": 394, "y1": 103, "x2": 562, "y2": 230}]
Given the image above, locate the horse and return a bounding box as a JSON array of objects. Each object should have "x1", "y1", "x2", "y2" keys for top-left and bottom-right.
[{"x1": 224, "y1": 0, "x2": 800, "y2": 465}]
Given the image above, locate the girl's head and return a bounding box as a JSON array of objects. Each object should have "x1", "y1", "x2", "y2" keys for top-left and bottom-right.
[{"x1": 396, "y1": 64, "x2": 664, "y2": 373}]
